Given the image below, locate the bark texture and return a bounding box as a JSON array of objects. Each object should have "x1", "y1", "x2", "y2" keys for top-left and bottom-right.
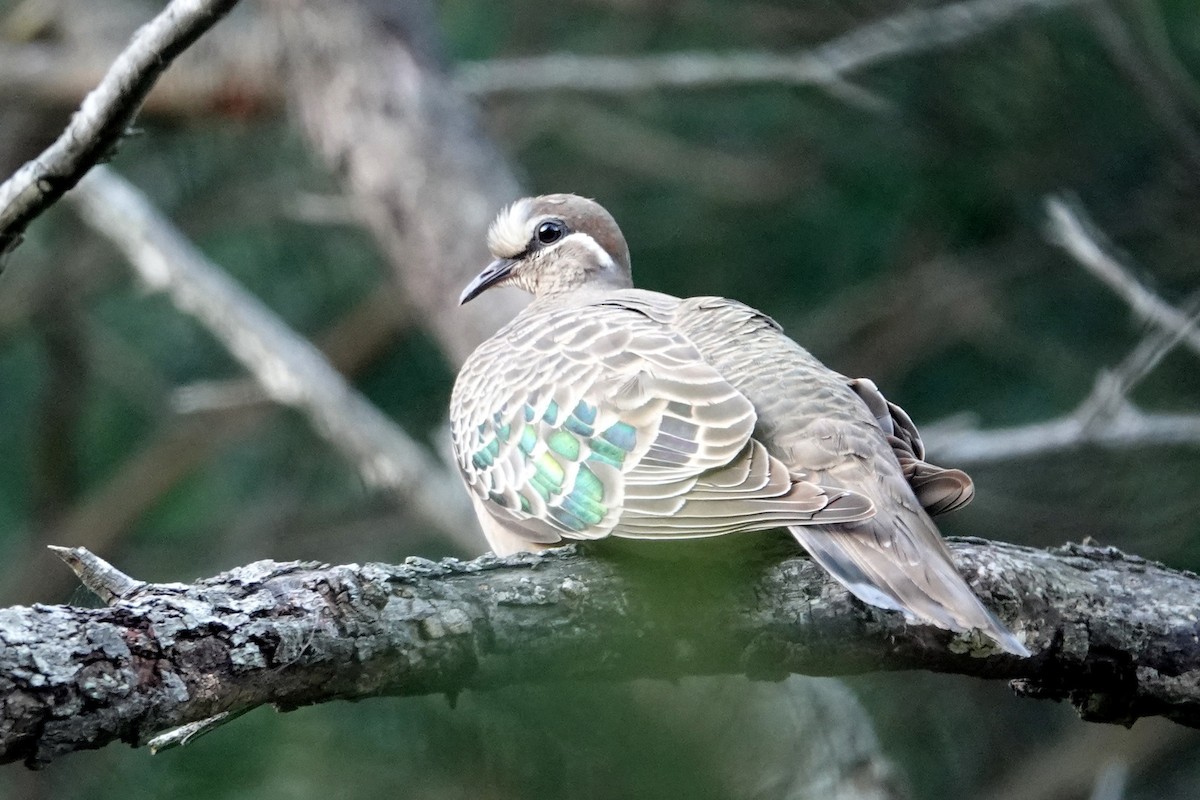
[
  {"x1": 2, "y1": 538, "x2": 1198, "y2": 768},
  {"x1": 266, "y1": 0, "x2": 528, "y2": 367}
]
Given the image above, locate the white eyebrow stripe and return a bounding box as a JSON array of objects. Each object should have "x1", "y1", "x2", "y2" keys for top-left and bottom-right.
[{"x1": 486, "y1": 198, "x2": 535, "y2": 258}]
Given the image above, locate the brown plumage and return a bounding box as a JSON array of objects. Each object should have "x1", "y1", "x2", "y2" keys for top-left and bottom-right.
[{"x1": 451, "y1": 193, "x2": 1028, "y2": 656}]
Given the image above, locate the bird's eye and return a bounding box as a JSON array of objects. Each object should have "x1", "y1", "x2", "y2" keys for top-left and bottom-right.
[{"x1": 536, "y1": 220, "x2": 566, "y2": 245}]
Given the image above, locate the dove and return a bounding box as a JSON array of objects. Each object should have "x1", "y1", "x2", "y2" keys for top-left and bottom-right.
[{"x1": 450, "y1": 193, "x2": 1028, "y2": 656}]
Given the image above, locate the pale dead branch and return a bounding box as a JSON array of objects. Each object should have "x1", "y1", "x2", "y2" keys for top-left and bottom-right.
[
  {"x1": 922, "y1": 195, "x2": 1200, "y2": 464},
  {"x1": 66, "y1": 166, "x2": 475, "y2": 548},
  {"x1": 0, "y1": 0, "x2": 242, "y2": 259},
  {"x1": 1045, "y1": 195, "x2": 1200, "y2": 357},
  {"x1": 454, "y1": 0, "x2": 1094, "y2": 96}
]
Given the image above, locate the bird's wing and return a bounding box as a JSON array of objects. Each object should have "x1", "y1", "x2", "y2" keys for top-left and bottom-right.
[
  {"x1": 666, "y1": 296, "x2": 1027, "y2": 655},
  {"x1": 847, "y1": 377, "x2": 975, "y2": 516},
  {"x1": 450, "y1": 301, "x2": 874, "y2": 546}
]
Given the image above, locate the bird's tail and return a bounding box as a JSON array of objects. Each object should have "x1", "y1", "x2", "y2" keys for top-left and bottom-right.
[{"x1": 788, "y1": 520, "x2": 1029, "y2": 657}]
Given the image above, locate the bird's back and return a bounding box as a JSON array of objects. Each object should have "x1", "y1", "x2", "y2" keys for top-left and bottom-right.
[
  {"x1": 451, "y1": 288, "x2": 1026, "y2": 655},
  {"x1": 666, "y1": 295, "x2": 1025, "y2": 652}
]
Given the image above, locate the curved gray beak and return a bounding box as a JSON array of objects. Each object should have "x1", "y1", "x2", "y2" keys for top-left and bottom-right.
[{"x1": 459, "y1": 258, "x2": 517, "y2": 305}]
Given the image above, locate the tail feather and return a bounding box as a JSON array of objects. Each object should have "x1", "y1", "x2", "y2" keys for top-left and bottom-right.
[{"x1": 789, "y1": 522, "x2": 1029, "y2": 657}]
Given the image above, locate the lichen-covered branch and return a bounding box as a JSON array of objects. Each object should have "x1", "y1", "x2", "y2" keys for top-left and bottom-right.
[
  {"x1": 2, "y1": 538, "x2": 1198, "y2": 768},
  {"x1": 0, "y1": 0, "x2": 241, "y2": 260}
]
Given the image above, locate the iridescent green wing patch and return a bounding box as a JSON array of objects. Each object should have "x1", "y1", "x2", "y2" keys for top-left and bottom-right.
[
  {"x1": 511, "y1": 394, "x2": 640, "y2": 533},
  {"x1": 450, "y1": 300, "x2": 769, "y2": 544}
]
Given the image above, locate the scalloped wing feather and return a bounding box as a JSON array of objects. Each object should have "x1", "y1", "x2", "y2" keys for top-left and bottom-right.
[
  {"x1": 847, "y1": 377, "x2": 974, "y2": 516},
  {"x1": 665, "y1": 297, "x2": 1023, "y2": 654},
  {"x1": 450, "y1": 297, "x2": 874, "y2": 548}
]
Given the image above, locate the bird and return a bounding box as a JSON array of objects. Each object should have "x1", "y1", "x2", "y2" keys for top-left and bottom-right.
[{"x1": 450, "y1": 193, "x2": 1028, "y2": 656}]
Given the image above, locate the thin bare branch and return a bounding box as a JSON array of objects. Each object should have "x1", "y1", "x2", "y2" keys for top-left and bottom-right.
[
  {"x1": 925, "y1": 405, "x2": 1200, "y2": 463},
  {"x1": 66, "y1": 166, "x2": 475, "y2": 548},
  {"x1": 1045, "y1": 195, "x2": 1200, "y2": 357},
  {"x1": 927, "y1": 197, "x2": 1200, "y2": 464},
  {"x1": 147, "y1": 710, "x2": 247, "y2": 754},
  {"x1": 0, "y1": 0, "x2": 241, "y2": 260},
  {"x1": 1104, "y1": 294, "x2": 1200, "y2": 396},
  {"x1": 47, "y1": 545, "x2": 144, "y2": 605},
  {"x1": 454, "y1": 0, "x2": 1094, "y2": 96},
  {"x1": 1086, "y1": 2, "x2": 1200, "y2": 176},
  {"x1": 173, "y1": 287, "x2": 409, "y2": 415}
]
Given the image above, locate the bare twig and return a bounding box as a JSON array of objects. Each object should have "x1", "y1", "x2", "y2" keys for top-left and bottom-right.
[
  {"x1": 172, "y1": 286, "x2": 409, "y2": 415},
  {"x1": 47, "y1": 545, "x2": 145, "y2": 604},
  {"x1": 1086, "y1": 2, "x2": 1200, "y2": 176},
  {"x1": 0, "y1": 0, "x2": 241, "y2": 260},
  {"x1": 148, "y1": 710, "x2": 247, "y2": 754},
  {"x1": 66, "y1": 166, "x2": 474, "y2": 547},
  {"x1": 922, "y1": 198, "x2": 1200, "y2": 464},
  {"x1": 925, "y1": 405, "x2": 1200, "y2": 463},
  {"x1": 0, "y1": 0, "x2": 1097, "y2": 119},
  {"x1": 1078, "y1": 294, "x2": 1200, "y2": 427},
  {"x1": 1, "y1": 408, "x2": 266, "y2": 606},
  {"x1": 1045, "y1": 195, "x2": 1200, "y2": 357},
  {"x1": 0, "y1": 1, "x2": 283, "y2": 119},
  {"x1": 454, "y1": 0, "x2": 1094, "y2": 96}
]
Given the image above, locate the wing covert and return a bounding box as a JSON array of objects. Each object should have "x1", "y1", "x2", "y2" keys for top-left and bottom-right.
[
  {"x1": 847, "y1": 377, "x2": 974, "y2": 515},
  {"x1": 451, "y1": 302, "x2": 873, "y2": 546}
]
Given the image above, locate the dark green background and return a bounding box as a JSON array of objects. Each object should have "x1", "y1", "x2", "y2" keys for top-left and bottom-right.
[{"x1": 2, "y1": 0, "x2": 1199, "y2": 797}]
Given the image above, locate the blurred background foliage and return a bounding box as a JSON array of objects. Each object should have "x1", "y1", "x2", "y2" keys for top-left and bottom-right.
[{"x1": 1, "y1": 0, "x2": 1200, "y2": 798}]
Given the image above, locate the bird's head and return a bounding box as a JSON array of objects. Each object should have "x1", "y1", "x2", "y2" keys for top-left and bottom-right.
[{"x1": 459, "y1": 194, "x2": 632, "y2": 304}]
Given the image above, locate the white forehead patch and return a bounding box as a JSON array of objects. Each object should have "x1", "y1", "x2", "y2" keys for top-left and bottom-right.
[{"x1": 486, "y1": 198, "x2": 535, "y2": 258}]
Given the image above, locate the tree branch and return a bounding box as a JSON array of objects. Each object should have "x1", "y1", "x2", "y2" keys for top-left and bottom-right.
[
  {"x1": 3, "y1": 537, "x2": 1199, "y2": 767},
  {"x1": 265, "y1": 0, "x2": 528, "y2": 368},
  {"x1": 65, "y1": 166, "x2": 475, "y2": 549},
  {"x1": 454, "y1": 0, "x2": 1094, "y2": 96},
  {"x1": 925, "y1": 404, "x2": 1200, "y2": 462},
  {"x1": 920, "y1": 195, "x2": 1200, "y2": 464},
  {"x1": 1045, "y1": 195, "x2": 1200, "y2": 358},
  {"x1": 0, "y1": 0, "x2": 241, "y2": 260}
]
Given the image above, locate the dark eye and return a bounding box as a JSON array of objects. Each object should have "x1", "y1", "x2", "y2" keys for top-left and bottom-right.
[{"x1": 536, "y1": 220, "x2": 566, "y2": 245}]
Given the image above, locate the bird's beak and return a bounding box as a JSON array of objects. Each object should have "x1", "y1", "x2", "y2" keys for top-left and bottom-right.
[{"x1": 459, "y1": 258, "x2": 517, "y2": 305}]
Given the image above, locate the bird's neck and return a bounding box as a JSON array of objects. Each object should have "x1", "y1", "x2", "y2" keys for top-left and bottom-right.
[{"x1": 528, "y1": 274, "x2": 633, "y2": 302}]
